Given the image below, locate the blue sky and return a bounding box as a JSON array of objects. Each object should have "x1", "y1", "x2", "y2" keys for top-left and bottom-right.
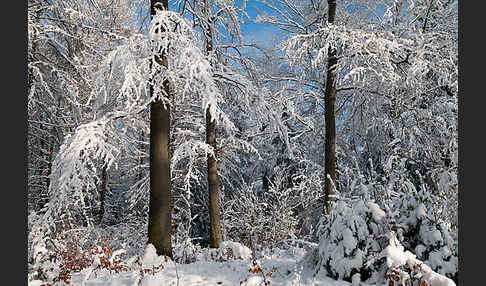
[
  {"x1": 238, "y1": 0, "x2": 280, "y2": 47},
  {"x1": 233, "y1": 0, "x2": 285, "y2": 48}
]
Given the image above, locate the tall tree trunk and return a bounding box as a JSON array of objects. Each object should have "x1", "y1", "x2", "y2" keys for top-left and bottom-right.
[
  {"x1": 148, "y1": 0, "x2": 173, "y2": 258},
  {"x1": 98, "y1": 163, "x2": 108, "y2": 225},
  {"x1": 29, "y1": 9, "x2": 43, "y2": 209},
  {"x1": 206, "y1": 107, "x2": 223, "y2": 248},
  {"x1": 204, "y1": 6, "x2": 223, "y2": 248},
  {"x1": 323, "y1": 0, "x2": 338, "y2": 215}
]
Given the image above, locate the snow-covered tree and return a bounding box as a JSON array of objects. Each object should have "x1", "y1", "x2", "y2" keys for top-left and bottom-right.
[{"x1": 27, "y1": 0, "x2": 138, "y2": 218}]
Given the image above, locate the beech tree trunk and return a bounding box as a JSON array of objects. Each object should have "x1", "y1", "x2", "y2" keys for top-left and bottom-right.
[
  {"x1": 206, "y1": 107, "x2": 223, "y2": 248},
  {"x1": 148, "y1": 0, "x2": 173, "y2": 258},
  {"x1": 324, "y1": 0, "x2": 338, "y2": 215},
  {"x1": 204, "y1": 5, "x2": 223, "y2": 248}
]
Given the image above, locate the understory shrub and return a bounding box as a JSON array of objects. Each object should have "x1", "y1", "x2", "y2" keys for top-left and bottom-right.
[
  {"x1": 382, "y1": 231, "x2": 456, "y2": 286},
  {"x1": 28, "y1": 227, "x2": 130, "y2": 285},
  {"x1": 314, "y1": 190, "x2": 458, "y2": 284},
  {"x1": 315, "y1": 199, "x2": 389, "y2": 282},
  {"x1": 392, "y1": 190, "x2": 458, "y2": 282},
  {"x1": 223, "y1": 183, "x2": 297, "y2": 247},
  {"x1": 172, "y1": 239, "x2": 252, "y2": 264},
  {"x1": 197, "y1": 241, "x2": 253, "y2": 262}
]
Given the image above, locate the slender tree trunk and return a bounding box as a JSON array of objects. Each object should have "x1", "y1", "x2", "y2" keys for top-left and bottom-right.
[
  {"x1": 35, "y1": 130, "x2": 53, "y2": 210},
  {"x1": 30, "y1": 10, "x2": 43, "y2": 208},
  {"x1": 28, "y1": 8, "x2": 40, "y2": 93},
  {"x1": 37, "y1": 124, "x2": 46, "y2": 187},
  {"x1": 138, "y1": 130, "x2": 145, "y2": 183},
  {"x1": 148, "y1": 0, "x2": 173, "y2": 258},
  {"x1": 324, "y1": 0, "x2": 338, "y2": 215},
  {"x1": 98, "y1": 163, "x2": 108, "y2": 224},
  {"x1": 45, "y1": 145, "x2": 54, "y2": 192},
  {"x1": 262, "y1": 170, "x2": 270, "y2": 194},
  {"x1": 45, "y1": 96, "x2": 63, "y2": 199},
  {"x1": 204, "y1": 6, "x2": 223, "y2": 248},
  {"x1": 206, "y1": 107, "x2": 223, "y2": 248}
]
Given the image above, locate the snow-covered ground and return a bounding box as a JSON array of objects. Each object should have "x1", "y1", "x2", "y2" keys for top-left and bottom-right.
[
  {"x1": 28, "y1": 242, "x2": 352, "y2": 286},
  {"x1": 28, "y1": 238, "x2": 455, "y2": 286}
]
